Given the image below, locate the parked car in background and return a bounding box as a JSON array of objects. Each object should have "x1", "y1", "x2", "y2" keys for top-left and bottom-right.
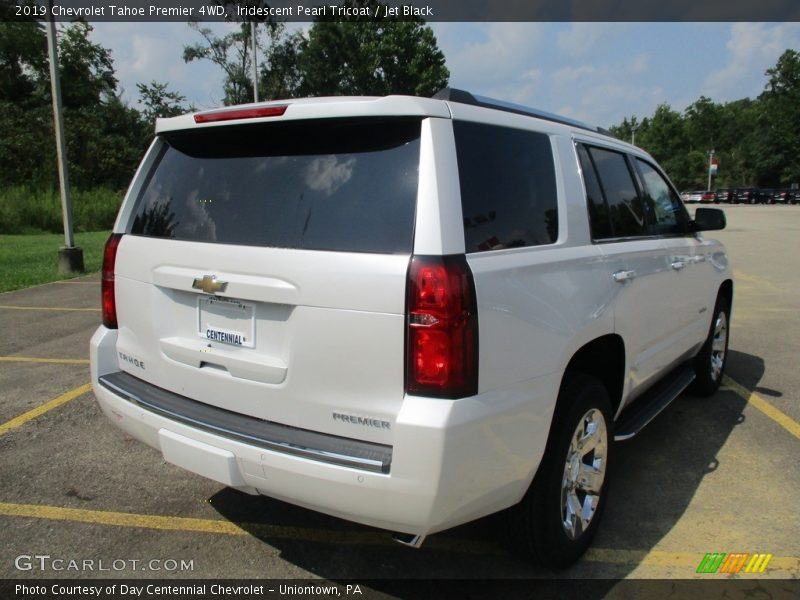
[
  {"x1": 715, "y1": 188, "x2": 736, "y2": 203},
  {"x1": 699, "y1": 191, "x2": 716, "y2": 203},
  {"x1": 757, "y1": 189, "x2": 775, "y2": 204},
  {"x1": 736, "y1": 188, "x2": 758, "y2": 204},
  {"x1": 772, "y1": 189, "x2": 793, "y2": 204},
  {"x1": 681, "y1": 190, "x2": 704, "y2": 203}
]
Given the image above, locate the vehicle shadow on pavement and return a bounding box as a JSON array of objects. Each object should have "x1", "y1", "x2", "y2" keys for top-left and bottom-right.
[
  {"x1": 599, "y1": 349, "x2": 764, "y2": 562},
  {"x1": 208, "y1": 350, "x2": 764, "y2": 581}
]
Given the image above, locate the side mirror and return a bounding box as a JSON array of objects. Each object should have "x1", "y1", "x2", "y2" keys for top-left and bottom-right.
[{"x1": 693, "y1": 207, "x2": 726, "y2": 231}]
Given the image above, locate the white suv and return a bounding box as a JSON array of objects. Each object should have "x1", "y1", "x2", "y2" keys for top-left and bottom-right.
[{"x1": 90, "y1": 89, "x2": 732, "y2": 567}]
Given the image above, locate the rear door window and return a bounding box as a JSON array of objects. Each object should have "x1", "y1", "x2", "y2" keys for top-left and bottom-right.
[
  {"x1": 585, "y1": 146, "x2": 647, "y2": 239},
  {"x1": 129, "y1": 118, "x2": 421, "y2": 254},
  {"x1": 578, "y1": 144, "x2": 653, "y2": 240},
  {"x1": 577, "y1": 144, "x2": 613, "y2": 239}
]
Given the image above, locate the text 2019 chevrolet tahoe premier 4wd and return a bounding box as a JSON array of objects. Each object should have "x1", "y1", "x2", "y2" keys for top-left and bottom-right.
[{"x1": 90, "y1": 89, "x2": 732, "y2": 567}]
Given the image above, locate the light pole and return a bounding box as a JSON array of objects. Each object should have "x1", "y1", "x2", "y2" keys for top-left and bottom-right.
[
  {"x1": 707, "y1": 149, "x2": 715, "y2": 191},
  {"x1": 251, "y1": 21, "x2": 258, "y2": 102},
  {"x1": 46, "y1": 1, "x2": 83, "y2": 273}
]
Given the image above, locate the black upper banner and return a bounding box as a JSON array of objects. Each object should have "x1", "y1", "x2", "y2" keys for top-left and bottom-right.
[{"x1": 5, "y1": 0, "x2": 800, "y2": 22}]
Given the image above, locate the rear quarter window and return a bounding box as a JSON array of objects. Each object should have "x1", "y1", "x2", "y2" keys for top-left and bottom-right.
[
  {"x1": 129, "y1": 118, "x2": 421, "y2": 254},
  {"x1": 453, "y1": 121, "x2": 558, "y2": 252}
]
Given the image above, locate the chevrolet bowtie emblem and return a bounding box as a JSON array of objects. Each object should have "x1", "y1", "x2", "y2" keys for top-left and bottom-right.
[{"x1": 192, "y1": 275, "x2": 228, "y2": 294}]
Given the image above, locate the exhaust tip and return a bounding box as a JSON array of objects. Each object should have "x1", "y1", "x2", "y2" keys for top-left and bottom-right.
[{"x1": 391, "y1": 532, "x2": 426, "y2": 549}]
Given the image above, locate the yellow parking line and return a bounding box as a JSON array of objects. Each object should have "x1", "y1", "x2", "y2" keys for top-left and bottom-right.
[
  {"x1": 0, "y1": 356, "x2": 89, "y2": 365},
  {"x1": 0, "y1": 501, "x2": 494, "y2": 553},
  {"x1": 0, "y1": 305, "x2": 100, "y2": 312},
  {"x1": 0, "y1": 502, "x2": 797, "y2": 571},
  {"x1": 0, "y1": 501, "x2": 401, "y2": 548},
  {"x1": 0, "y1": 383, "x2": 92, "y2": 436},
  {"x1": 723, "y1": 376, "x2": 800, "y2": 441},
  {"x1": 0, "y1": 502, "x2": 246, "y2": 537}
]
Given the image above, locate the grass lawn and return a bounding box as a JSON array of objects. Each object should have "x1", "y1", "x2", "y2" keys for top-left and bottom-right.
[{"x1": 0, "y1": 231, "x2": 110, "y2": 293}]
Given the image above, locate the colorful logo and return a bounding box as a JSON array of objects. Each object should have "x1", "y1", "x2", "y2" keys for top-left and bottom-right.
[{"x1": 696, "y1": 553, "x2": 772, "y2": 574}]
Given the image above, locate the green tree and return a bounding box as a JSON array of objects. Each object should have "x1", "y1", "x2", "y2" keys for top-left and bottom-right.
[
  {"x1": 757, "y1": 49, "x2": 800, "y2": 184},
  {"x1": 297, "y1": 0, "x2": 448, "y2": 97},
  {"x1": 635, "y1": 104, "x2": 695, "y2": 188},
  {"x1": 0, "y1": 19, "x2": 47, "y2": 105},
  {"x1": 715, "y1": 98, "x2": 759, "y2": 187},
  {"x1": 684, "y1": 96, "x2": 722, "y2": 152},
  {"x1": 609, "y1": 116, "x2": 641, "y2": 145},
  {"x1": 611, "y1": 50, "x2": 800, "y2": 190},
  {"x1": 137, "y1": 81, "x2": 190, "y2": 124},
  {"x1": 183, "y1": 1, "x2": 300, "y2": 102},
  {"x1": 57, "y1": 21, "x2": 117, "y2": 109},
  {"x1": 260, "y1": 29, "x2": 304, "y2": 99},
  {"x1": 183, "y1": 21, "x2": 257, "y2": 105},
  {"x1": 183, "y1": 0, "x2": 449, "y2": 102},
  {"x1": 0, "y1": 19, "x2": 149, "y2": 188}
]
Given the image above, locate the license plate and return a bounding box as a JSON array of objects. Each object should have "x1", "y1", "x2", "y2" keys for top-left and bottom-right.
[{"x1": 198, "y1": 296, "x2": 255, "y2": 348}]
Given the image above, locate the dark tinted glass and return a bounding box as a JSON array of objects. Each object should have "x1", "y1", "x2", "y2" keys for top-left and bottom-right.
[
  {"x1": 577, "y1": 144, "x2": 613, "y2": 239},
  {"x1": 130, "y1": 119, "x2": 421, "y2": 254},
  {"x1": 588, "y1": 147, "x2": 647, "y2": 238},
  {"x1": 635, "y1": 159, "x2": 687, "y2": 236},
  {"x1": 454, "y1": 121, "x2": 558, "y2": 252}
]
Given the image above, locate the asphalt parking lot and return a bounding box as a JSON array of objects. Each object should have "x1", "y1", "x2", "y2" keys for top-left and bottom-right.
[{"x1": 1, "y1": 205, "x2": 798, "y2": 587}]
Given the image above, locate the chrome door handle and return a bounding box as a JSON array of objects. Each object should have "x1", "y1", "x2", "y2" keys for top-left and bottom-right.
[
  {"x1": 612, "y1": 270, "x2": 636, "y2": 283},
  {"x1": 691, "y1": 255, "x2": 707, "y2": 264},
  {"x1": 671, "y1": 260, "x2": 686, "y2": 271}
]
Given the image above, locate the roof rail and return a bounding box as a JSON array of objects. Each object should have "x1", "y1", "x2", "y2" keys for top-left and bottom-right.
[{"x1": 432, "y1": 87, "x2": 611, "y2": 136}]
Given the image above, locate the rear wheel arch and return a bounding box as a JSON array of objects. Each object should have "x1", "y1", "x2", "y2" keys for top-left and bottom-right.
[
  {"x1": 559, "y1": 334, "x2": 626, "y2": 418},
  {"x1": 509, "y1": 371, "x2": 614, "y2": 567},
  {"x1": 719, "y1": 279, "x2": 733, "y2": 310}
]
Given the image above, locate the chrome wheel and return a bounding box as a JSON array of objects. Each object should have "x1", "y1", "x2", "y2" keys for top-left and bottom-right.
[
  {"x1": 560, "y1": 408, "x2": 608, "y2": 540},
  {"x1": 710, "y1": 311, "x2": 728, "y2": 382}
]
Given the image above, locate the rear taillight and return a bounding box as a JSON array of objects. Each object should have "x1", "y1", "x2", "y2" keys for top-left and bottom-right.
[
  {"x1": 406, "y1": 255, "x2": 478, "y2": 399},
  {"x1": 101, "y1": 233, "x2": 122, "y2": 329}
]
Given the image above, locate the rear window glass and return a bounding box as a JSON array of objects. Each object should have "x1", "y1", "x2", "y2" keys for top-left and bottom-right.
[
  {"x1": 453, "y1": 121, "x2": 558, "y2": 253},
  {"x1": 129, "y1": 118, "x2": 421, "y2": 254}
]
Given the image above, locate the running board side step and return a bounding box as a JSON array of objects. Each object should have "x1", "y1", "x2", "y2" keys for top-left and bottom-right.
[
  {"x1": 392, "y1": 532, "x2": 426, "y2": 549},
  {"x1": 614, "y1": 364, "x2": 695, "y2": 441}
]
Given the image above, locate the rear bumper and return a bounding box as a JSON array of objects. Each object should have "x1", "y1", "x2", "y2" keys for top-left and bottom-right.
[{"x1": 90, "y1": 326, "x2": 556, "y2": 536}]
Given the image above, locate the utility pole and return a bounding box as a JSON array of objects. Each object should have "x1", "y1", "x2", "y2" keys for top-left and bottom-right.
[
  {"x1": 707, "y1": 149, "x2": 715, "y2": 191},
  {"x1": 46, "y1": 3, "x2": 83, "y2": 273},
  {"x1": 251, "y1": 21, "x2": 258, "y2": 102}
]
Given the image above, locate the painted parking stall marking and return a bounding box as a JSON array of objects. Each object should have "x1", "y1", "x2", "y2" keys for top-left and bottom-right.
[
  {"x1": 0, "y1": 356, "x2": 89, "y2": 365},
  {"x1": 0, "y1": 383, "x2": 92, "y2": 436},
  {"x1": 0, "y1": 305, "x2": 100, "y2": 312}
]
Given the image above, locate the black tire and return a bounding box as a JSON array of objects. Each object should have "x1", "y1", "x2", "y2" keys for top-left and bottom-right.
[
  {"x1": 508, "y1": 373, "x2": 613, "y2": 568},
  {"x1": 687, "y1": 295, "x2": 730, "y2": 397}
]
